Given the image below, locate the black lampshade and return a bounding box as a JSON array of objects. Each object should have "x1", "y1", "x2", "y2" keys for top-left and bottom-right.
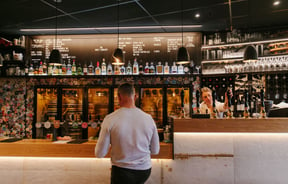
[
  {"x1": 112, "y1": 48, "x2": 124, "y2": 65},
  {"x1": 176, "y1": 46, "x2": 190, "y2": 64},
  {"x1": 243, "y1": 45, "x2": 258, "y2": 62},
  {"x1": 49, "y1": 49, "x2": 62, "y2": 65}
]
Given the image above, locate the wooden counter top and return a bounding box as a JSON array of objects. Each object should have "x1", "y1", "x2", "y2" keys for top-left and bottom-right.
[
  {"x1": 174, "y1": 118, "x2": 288, "y2": 133},
  {"x1": 0, "y1": 139, "x2": 172, "y2": 159}
]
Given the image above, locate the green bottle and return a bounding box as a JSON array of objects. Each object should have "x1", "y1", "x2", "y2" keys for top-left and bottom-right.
[
  {"x1": 77, "y1": 63, "x2": 83, "y2": 75},
  {"x1": 72, "y1": 59, "x2": 77, "y2": 75}
]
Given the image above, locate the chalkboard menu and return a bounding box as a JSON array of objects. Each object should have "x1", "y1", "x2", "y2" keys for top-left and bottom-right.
[{"x1": 28, "y1": 32, "x2": 201, "y2": 65}]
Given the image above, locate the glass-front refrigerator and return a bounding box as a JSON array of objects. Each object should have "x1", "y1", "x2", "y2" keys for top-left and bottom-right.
[
  {"x1": 167, "y1": 87, "x2": 190, "y2": 118},
  {"x1": 35, "y1": 88, "x2": 58, "y2": 139},
  {"x1": 62, "y1": 88, "x2": 83, "y2": 139},
  {"x1": 88, "y1": 88, "x2": 110, "y2": 139},
  {"x1": 140, "y1": 88, "x2": 163, "y2": 128}
]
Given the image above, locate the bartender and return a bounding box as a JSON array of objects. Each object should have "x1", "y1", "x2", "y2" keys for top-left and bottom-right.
[{"x1": 199, "y1": 87, "x2": 230, "y2": 118}]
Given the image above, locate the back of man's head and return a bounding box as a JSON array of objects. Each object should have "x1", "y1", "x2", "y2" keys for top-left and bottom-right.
[{"x1": 118, "y1": 83, "x2": 135, "y2": 97}]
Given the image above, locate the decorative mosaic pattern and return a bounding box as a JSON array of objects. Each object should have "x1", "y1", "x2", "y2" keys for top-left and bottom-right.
[{"x1": 0, "y1": 78, "x2": 32, "y2": 138}]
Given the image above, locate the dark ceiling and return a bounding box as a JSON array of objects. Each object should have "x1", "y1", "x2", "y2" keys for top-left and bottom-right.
[{"x1": 0, "y1": 0, "x2": 288, "y2": 37}]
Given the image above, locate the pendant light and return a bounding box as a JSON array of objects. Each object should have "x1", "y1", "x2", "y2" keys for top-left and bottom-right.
[
  {"x1": 49, "y1": 0, "x2": 62, "y2": 66},
  {"x1": 176, "y1": 0, "x2": 190, "y2": 64},
  {"x1": 243, "y1": 45, "x2": 258, "y2": 62},
  {"x1": 112, "y1": 0, "x2": 124, "y2": 65}
]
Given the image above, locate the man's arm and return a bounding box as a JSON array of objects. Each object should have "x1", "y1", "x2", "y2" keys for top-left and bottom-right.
[
  {"x1": 95, "y1": 121, "x2": 111, "y2": 158},
  {"x1": 150, "y1": 124, "x2": 160, "y2": 155}
]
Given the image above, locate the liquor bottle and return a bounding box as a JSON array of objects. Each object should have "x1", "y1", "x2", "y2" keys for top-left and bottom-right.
[
  {"x1": 133, "y1": 58, "x2": 139, "y2": 75},
  {"x1": 243, "y1": 90, "x2": 250, "y2": 118},
  {"x1": 149, "y1": 62, "x2": 155, "y2": 74},
  {"x1": 34, "y1": 64, "x2": 39, "y2": 75},
  {"x1": 126, "y1": 60, "x2": 132, "y2": 75},
  {"x1": 163, "y1": 125, "x2": 171, "y2": 143},
  {"x1": 164, "y1": 62, "x2": 170, "y2": 74},
  {"x1": 144, "y1": 62, "x2": 149, "y2": 74},
  {"x1": 48, "y1": 64, "x2": 53, "y2": 75},
  {"x1": 178, "y1": 63, "x2": 184, "y2": 74},
  {"x1": 184, "y1": 64, "x2": 190, "y2": 74},
  {"x1": 156, "y1": 61, "x2": 163, "y2": 74},
  {"x1": 139, "y1": 60, "x2": 144, "y2": 75},
  {"x1": 95, "y1": 61, "x2": 101, "y2": 75},
  {"x1": 38, "y1": 61, "x2": 43, "y2": 75},
  {"x1": 107, "y1": 63, "x2": 113, "y2": 75},
  {"x1": 25, "y1": 64, "x2": 29, "y2": 76},
  {"x1": 83, "y1": 63, "x2": 88, "y2": 75},
  {"x1": 88, "y1": 61, "x2": 94, "y2": 75},
  {"x1": 28, "y1": 64, "x2": 34, "y2": 76},
  {"x1": 43, "y1": 61, "x2": 47, "y2": 75},
  {"x1": 77, "y1": 63, "x2": 83, "y2": 75},
  {"x1": 72, "y1": 59, "x2": 77, "y2": 75},
  {"x1": 61, "y1": 61, "x2": 66, "y2": 75},
  {"x1": 66, "y1": 59, "x2": 72, "y2": 75},
  {"x1": 171, "y1": 62, "x2": 178, "y2": 74},
  {"x1": 114, "y1": 65, "x2": 120, "y2": 75},
  {"x1": 52, "y1": 64, "x2": 58, "y2": 75},
  {"x1": 120, "y1": 65, "x2": 126, "y2": 75},
  {"x1": 58, "y1": 64, "x2": 62, "y2": 75},
  {"x1": 101, "y1": 58, "x2": 106, "y2": 75}
]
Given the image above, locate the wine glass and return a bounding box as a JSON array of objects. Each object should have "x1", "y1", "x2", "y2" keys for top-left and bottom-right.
[{"x1": 195, "y1": 65, "x2": 201, "y2": 74}]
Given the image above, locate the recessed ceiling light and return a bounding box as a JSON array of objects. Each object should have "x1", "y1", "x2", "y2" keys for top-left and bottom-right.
[
  {"x1": 195, "y1": 13, "x2": 200, "y2": 18},
  {"x1": 273, "y1": 0, "x2": 280, "y2": 6}
]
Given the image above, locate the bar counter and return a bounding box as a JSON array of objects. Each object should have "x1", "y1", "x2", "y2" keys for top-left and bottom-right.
[
  {"x1": 0, "y1": 139, "x2": 172, "y2": 159},
  {"x1": 174, "y1": 117, "x2": 288, "y2": 133}
]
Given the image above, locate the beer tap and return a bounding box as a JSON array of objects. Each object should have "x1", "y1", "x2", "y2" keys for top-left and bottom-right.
[
  {"x1": 226, "y1": 87, "x2": 233, "y2": 118},
  {"x1": 243, "y1": 89, "x2": 250, "y2": 118},
  {"x1": 196, "y1": 89, "x2": 200, "y2": 114},
  {"x1": 180, "y1": 88, "x2": 185, "y2": 119},
  {"x1": 211, "y1": 88, "x2": 217, "y2": 119},
  {"x1": 260, "y1": 88, "x2": 266, "y2": 118}
]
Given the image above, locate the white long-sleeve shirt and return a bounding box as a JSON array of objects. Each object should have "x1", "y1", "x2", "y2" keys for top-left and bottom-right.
[
  {"x1": 95, "y1": 107, "x2": 160, "y2": 170},
  {"x1": 199, "y1": 101, "x2": 226, "y2": 118}
]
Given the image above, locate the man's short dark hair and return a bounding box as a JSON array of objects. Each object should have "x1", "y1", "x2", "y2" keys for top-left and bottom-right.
[{"x1": 118, "y1": 83, "x2": 135, "y2": 96}]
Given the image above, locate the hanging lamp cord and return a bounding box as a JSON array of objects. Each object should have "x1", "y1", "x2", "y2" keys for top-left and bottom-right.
[
  {"x1": 117, "y1": 0, "x2": 120, "y2": 48},
  {"x1": 181, "y1": 0, "x2": 184, "y2": 47},
  {"x1": 55, "y1": 0, "x2": 58, "y2": 49}
]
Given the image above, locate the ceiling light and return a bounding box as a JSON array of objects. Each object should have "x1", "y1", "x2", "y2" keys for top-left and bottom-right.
[
  {"x1": 195, "y1": 13, "x2": 200, "y2": 18},
  {"x1": 243, "y1": 45, "x2": 258, "y2": 62},
  {"x1": 273, "y1": 0, "x2": 280, "y2": 6}
]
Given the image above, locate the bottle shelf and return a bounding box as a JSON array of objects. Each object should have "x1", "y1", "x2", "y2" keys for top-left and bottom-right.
[{"x1": 201, "y1": 38, "x2": 288, "y2": 49}]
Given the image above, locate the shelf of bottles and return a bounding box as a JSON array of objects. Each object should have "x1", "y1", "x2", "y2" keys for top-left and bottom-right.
[
  {"x1": 201, "y1": 30, "x2": 288, "y2": 75},
  {"x1": 21, "y1": 57, "x2": 191, "y2": 77}
]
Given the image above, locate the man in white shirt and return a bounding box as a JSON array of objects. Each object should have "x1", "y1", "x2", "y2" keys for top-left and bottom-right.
[
  {"x1": 199, "y1": 87, "x2": 229, "y2": 118},
  {"x1": 95, "y1": 83, "x2": 160, "y2": 184}
]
